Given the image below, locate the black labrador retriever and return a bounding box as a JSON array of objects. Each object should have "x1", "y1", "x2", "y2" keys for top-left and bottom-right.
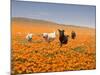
[{"x1": 58, "y1": 29, "x2": 69, "y2": 47}]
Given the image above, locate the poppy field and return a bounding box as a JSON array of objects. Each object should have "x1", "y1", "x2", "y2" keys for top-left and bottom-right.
[{"x1": 11, "y1": 18, "x2": 96, "y2": 74}]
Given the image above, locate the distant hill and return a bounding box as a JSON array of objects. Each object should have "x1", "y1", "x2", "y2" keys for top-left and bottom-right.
[
  {"x1": 12, "y1": 17, "x2": 59, "y2": 26},
  {"x1": 12, "y1": 17, "x2": 94, "y2": 29}
]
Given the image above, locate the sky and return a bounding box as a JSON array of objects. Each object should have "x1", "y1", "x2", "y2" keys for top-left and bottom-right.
[{"x1": 12, "y1": 0, "x2": 96, "y2": 28}]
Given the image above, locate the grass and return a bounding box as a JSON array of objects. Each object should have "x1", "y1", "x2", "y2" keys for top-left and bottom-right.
[
  {"x1": 71, "y1": 46, "x2": 86, "y2": 53},
  {"x1": 15, "y1": 58, "x2": 27, "y2": 63},
  {"x1": 18, "y1": 40, "x2": 28, "y2": 45},
  {"x1": 43, "y1": 53, "x2": 55, "y2": 58}
]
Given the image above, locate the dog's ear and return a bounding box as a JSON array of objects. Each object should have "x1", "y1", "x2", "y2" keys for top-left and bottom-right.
[
  {"x1": 58, "y1": 29, "x2": 60, "y2": 32},
  {"x1": 62, "y1": 30, "x2": 65, "y2": 32}
]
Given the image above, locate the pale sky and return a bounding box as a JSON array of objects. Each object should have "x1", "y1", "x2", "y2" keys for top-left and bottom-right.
[{"x1": 12, "y1": 0, "x2": 96, "y2": 28}]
